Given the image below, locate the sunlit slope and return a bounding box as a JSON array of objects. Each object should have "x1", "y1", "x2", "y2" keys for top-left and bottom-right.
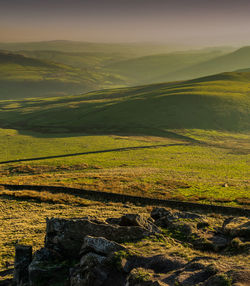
[
  {"x1": 0, "y1": 51, "x2": 124, "y2": 99},
  {"x1": 161, "y1": 46, "x2": 250, "y2": 82},
  {"x1": 0, "y1": 72, "x2": 249, "y2": 134}
]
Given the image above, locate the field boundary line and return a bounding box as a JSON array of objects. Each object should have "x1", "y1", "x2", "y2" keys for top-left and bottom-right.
[
  {"x1": 0, "y1": 143, "x2": 189, "y2": 165},
  {"x1": 1, "y1": 183, "x2": 249, "y2": 217}
]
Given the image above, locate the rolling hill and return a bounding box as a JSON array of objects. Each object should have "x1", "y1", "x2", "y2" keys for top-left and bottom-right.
[
  {"x1": 105, "y1": 46, "x2": 250, "y2": 84},
  {"x1": 159, "y1": 46, "x2": 250, "y2": 82},
  {"x1": 0, "y1": 51, "x2": 125, "y2": 99},
  {"x1": 0, "y1": 71, "x2": 249, "y2": 135},
  {"x1": 0, "y1": 45, "x2": 233, "y2": 100},
  {"x1": 18, "y1": 49, "x2": 228, "y2": 86},
  {"x1": 105, "y1": 50, "x2": 225, "y2": 85}
]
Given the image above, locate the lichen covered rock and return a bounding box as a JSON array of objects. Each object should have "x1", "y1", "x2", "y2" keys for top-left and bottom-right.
[
  {"x1": 45, "y1": 217, "x2": 153, "y2": 258},
  {"x1": 80, "y1": 235, "x2": 126, "y2": 256}
]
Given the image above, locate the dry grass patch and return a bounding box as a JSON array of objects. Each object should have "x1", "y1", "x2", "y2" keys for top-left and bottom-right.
[
  {"x1": 235, "y1": 198, "x2": 250, "y2": 206},
  {"x1": 0, "y1": 163, "x2": 100, "y2": 176},
  {"x1": 0, "y1": 189, "x2": 95, "y2": 206}
]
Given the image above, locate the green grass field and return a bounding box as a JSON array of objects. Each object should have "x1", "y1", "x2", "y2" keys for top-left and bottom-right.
[
  {"x1": 0, "y1": 128, "x2": 249, "y2": 208},
  {"x1": 1, "y1": 127, "x2": 249, "y2": 282},
  {"x1": 0, "y1": 71, "x2": 249, "y2": 208},
  {"x1": 0, "y1": 130, "x2": 249, "y2": 275}
]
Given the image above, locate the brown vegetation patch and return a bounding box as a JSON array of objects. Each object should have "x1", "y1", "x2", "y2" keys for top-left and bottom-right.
[
  {"x1": 0, "y1": 189, "x2": 97, "y2": 206},
  {"x1": 235, "y1": 197, "x2": 250, "y2": 206},
  {"x1": 0, "y1": 163, "x2": 101, "y2": 175}
]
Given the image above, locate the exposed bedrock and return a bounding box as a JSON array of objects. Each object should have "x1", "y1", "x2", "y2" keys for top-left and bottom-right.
[{"x1": 9, "y1": 210, "x2": 250, "y2": 286}]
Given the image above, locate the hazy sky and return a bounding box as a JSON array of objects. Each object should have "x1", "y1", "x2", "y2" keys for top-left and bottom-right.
[{"x1": 1, "y1": 0, "x2": 250, "y2": 45}]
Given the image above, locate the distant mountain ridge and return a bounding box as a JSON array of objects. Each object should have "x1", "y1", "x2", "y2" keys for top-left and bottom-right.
[
  {"x1": 105, "y1": 50, "x2": 224, "y2": 85},
  {"x1": 159, "y1": 46, "x2": 250, "y2": 82},
  {"x1": 1, "y1": 43, "x2": 250, "y2": 101},
  {"x1": 0, "y1": 40, "x2": 174, "y2": 56}
]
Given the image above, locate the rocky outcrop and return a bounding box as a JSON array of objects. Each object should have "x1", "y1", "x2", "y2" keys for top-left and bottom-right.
[
  {"x1": 124, "y1": 255, "x2": 249, "y2": 286},
  {"x1": 151, "y1": 207, "x2": 250, "y2": 253},
  {"x1": 11, "y1": 210, "x2": 250, "y2": 286},
  {"x1": 163, "y1": 257, "x2": 219, "y2": 285},
  {"x1": 18, "y1": 213, "x2": 159, "y2": 286},
  {"x1": 45, "y1": 215, "x2": 158, "y2": 258},
  {"x1": 70, "y1": 235, "x2": 127, "y2": 286}
]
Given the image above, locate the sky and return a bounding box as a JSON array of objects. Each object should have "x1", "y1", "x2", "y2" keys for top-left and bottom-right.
[{"x1": 1, "y1": 0, "x2": 250, "y2": 46}]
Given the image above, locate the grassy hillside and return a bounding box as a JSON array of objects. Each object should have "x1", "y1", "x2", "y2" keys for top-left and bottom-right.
[
  {"x1": 0, "y1": 42, "x2": 238, "y2": 100},
  {"x1": 0, "y1": 51, "x2": 125, "y2": 99},
  {"x1": 105, "y1": 50, "x2": 225, "y2": 85},
  {"x1": 19, "y1": 49, "x2": 227, "y2": 85},
  {"x1": 0, "y1": 72, "x2": 249, "y2": 212},
  {"x1": 0, "y1": 128, "x2": 249, "y2": 207},
  {"x1": 0, "y1": 71, "x2": 249, "y2": 134},
  {"x1": 161, "y1": 46, "x2": 250, "y2": 82}
]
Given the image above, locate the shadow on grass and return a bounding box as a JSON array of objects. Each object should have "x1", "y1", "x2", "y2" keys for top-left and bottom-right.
[
  {"x1": 1, "y1": 184, "x2": 250, "y2": 216},
  {"x1": 0, "y1": 142, "x2": 191, "y2": 165}
]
